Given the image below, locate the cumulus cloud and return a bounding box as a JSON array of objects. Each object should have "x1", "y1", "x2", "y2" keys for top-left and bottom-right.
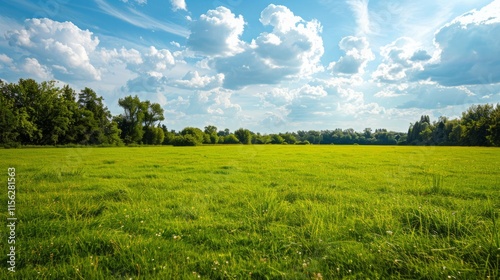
[
  {"x1": 261, "y1": 84, "x2": 327, "y2": 108},
  {"x1": 185, "y1": 88, "x2": 241, "y2": 116},
  {"x1": 187, "y1": 6, "x2": 245, "y2": 56},
  {"x1": 328, "y1": 36, "x2": 374, "y2": 75},
  {"x1": 21, "y1": 58, "x2": 52, "y2": 80},
  {"x1": 5, "y1": 18, "x2": 101, "y2": 80},
  {"x1": 140, "y1": 46, "x2": 175, "y2": 72},
  {"x1": 0, "y1": 54, "x2": 13, "y2": 65},
  {"x1": 415, "y1": 0, "x2": 500, "y2": 86},
  {"x1": 260, "y1": 87, "x2": 296, "y2": 107},
  {"x1": 0, "y1": 54, "x2": 15, "y2": 71},
  {"x1": 170, "y1": 0, "x2": 186, "y2": 11},
  {"x1": 100, "y1": 47, "x2": 143, "y2": 65},
  {"x1": 214, "y1": 4, "x2": 324, "y2": 89},
  {"x1": 124, "y1": 72, "x2": 168, "y2": 93},
  {"x1": 100, "y1": 46, "x2": 175, "y2": 75},
  {"x1": 99, "y1": 45, "x2": 176, "y2": 93},
  {"x1": 174, "y1": 71, "x2": 224, "y2": 90},
  {"x1": 372, "y1": 37, "x2": 430, "y2": 83}
]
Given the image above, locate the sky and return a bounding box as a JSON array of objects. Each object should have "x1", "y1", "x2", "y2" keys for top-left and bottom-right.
[{"x1": 1, "y1": 0, "x2": 499, "y2": 133}]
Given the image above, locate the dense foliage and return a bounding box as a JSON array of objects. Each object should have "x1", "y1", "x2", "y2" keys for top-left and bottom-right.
[
  {"x1": 407, "y1": 104, "x2": 500, "y2": 146},
  {"x1": 1, "y1": 79, "x2": 499, "y2": 147}
]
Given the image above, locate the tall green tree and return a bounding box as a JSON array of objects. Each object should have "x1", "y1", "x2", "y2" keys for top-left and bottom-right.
[
  {"x1": 141, "y1": 101, "x2": 165, "y2": 145},
  {"x1": 76, "y1": 87, "x2": 122, "y2": 145},
  {"x1": 487, "y1": 104, "x2": 500, "y2": 146},
  {"x1": 204, "y1": 125, "x2": 219, "y2": 144},
  {"x1": 116, "y1": 95, "x2": 147, "y2": 144},
  {"x1": 460, "y1": 104, "x2": 493, "y2": 146},
  {"x1": 0, "y1": 81, "x2": 19, "y2": 146},
  {"x1": 234, "y1": 128, "x2": 252, "y2": 144}
]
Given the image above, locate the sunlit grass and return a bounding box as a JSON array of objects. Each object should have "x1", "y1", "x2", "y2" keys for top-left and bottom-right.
[{"x1": 0, "y1": 145, "x2": 499, "y2": 279}]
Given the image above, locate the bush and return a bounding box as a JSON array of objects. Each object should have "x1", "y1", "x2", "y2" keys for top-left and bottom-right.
[
  {"x1": 223, "y1": 134, "x2": 240, "y2": 144},
  {"x1": 296, "y1": 140, "x2": 310, "y2": 145},
  {"x1": 172, "y1": 135, "x2": 200, "y2": 146}
]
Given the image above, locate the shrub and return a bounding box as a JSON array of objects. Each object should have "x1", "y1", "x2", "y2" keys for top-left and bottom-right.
[{"x1": 172, "y1": 135, "x2": 200, "y2": 146}]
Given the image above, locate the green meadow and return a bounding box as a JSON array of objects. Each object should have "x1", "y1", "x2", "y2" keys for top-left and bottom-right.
[{"x1": 1, "y1": 145, "x2": 499, "y2": 279}]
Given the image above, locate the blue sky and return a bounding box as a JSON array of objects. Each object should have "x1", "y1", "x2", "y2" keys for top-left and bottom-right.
[{"x1": 1, "y1": 0, "x2": 499, "y2": 133}]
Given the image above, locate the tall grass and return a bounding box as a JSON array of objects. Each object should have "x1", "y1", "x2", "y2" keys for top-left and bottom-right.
[{"x1": 0, "y1": 145, "x2": 499, "y2": 279}]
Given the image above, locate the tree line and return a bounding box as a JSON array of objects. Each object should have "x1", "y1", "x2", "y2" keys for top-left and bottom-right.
[
  {"x1": 407, "y1": 104, "x2": 500, "y2": 146},
  {"x1": 0, "y1": 79, "x2": 499, "y2": 147}
]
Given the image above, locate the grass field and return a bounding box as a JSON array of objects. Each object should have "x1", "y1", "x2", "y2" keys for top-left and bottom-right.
[{"x1": 1, "y1": 145, "x2": 499, "y2": 279}]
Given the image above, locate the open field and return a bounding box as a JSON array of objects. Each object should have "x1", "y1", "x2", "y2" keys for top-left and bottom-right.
[{"x1": 1, "y1": 145, "x2": 499, "y2": 279}]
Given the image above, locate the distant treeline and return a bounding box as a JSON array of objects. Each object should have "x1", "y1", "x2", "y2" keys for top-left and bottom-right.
[{"x1": 1, "y1": 79, "x2": 499, "y2": 147}]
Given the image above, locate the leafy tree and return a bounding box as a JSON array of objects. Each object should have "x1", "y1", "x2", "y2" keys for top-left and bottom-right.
[
  {"x1": 223, "y1": 134, "x2": 240, "y2": 144},
  {"x1": 181, "y1": 127, "x2": 204, "y2": 144},
  {"x1": 270, "y1": 134, "x2": 284, "y2": 144},
  {"x1": 161, "y1": 125, "x2": 176, "y2": 145},
  {"x1": 281, "y1": 133, "x2": 297, "y2": 144},
  {"x1": 363, "y1": 128, "x2": 372, "y2": 139},
  {"x1": 143, "y1": 126, "x2": 165, "y2": 145},
  {"x1": 460, "y1": 104, "x2": 493, "y2": 146},
  {"x1": 143, "y1": 101, "x2": 165, "y2": 128},
  {"x1": 116, "y1": 95, "x2": 147, "y2": 144},
  {"x1": 487, "y1": 104, "x2": 500, "y2": 146},
  {"x1": 204, "y1": 125, "x2": 219, "y2": 144},
  {"x1": 77, "y1": 87, "x2": 122, "y2": 145},
  {"x1": 218, "y1": 128, "x2": 230, "y2": 136},
  {"x1": 253, "y1": 133, "x2": 271, "y2": 144},
  {"x1": 234, "y1": 128, "x2": 252, "y2": 144},
  {"x1": 0, "y1": 81, "x2": 19, "y2": 146}
]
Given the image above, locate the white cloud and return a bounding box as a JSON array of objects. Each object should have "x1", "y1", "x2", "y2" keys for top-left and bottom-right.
[
  {"x1": 142, "y1": 46, "x2": 175, "y2": 72},
  {"x1": 0, "y1": 54, "x2": 14, "y2": 70},
  {"x1": 124, "y1": 73, "x2": 168, "y2": 93},
  {"x1": 185, "y1": 88, "x2": 241, "y2": 116},
  {"x1": 260, "y1": 87, "x2": 296, "y2": 107},
  {"x1": 374, "y1": 83, "x2": 409, "y2": 98},
  {"x1": 98, "y1": 45, "x2": 176, "y2": 94},
  {"x1": 259, "y1": 4, "x2": 302, "y2": 33},
  {"x1": 347, "y1": 0, "x2": 371, "y2": 35},
  {"x1": 415, "y1": 0, "x2": 500, "y2": 86},
  {"x1": 100, "y1": 47, "x2": 143, "y2": 65},
  {"x1": 328, "y1": 36, "x2": 374, "y2": 75},
  {"x1": 372, "y1": 37, "x2": 430, "y2": 83},
  {"x1": 5, "y1": 18, "x2": 101, "y2": 80},
  {"x1": 170, "y1": 41, "x2": 181, "y2": 48},
  {"x1": 174, "y1": 71, "x2": 224, "y2": 90},
  {"x1": 214, "y1": 4, "x2": 324, "y2": 89},
  {"x1": 21, "y1": 58, "x2": 52, "y2": 80},
  {"x1": 187, "y1": 6, "x2": 245, "y2": 57},
  {"x1": 297, "y1": 84, "x2": 328, "y2": 99},
  {"x1": 170, "y1": 0, "x2": 187, "y2": 11}
]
